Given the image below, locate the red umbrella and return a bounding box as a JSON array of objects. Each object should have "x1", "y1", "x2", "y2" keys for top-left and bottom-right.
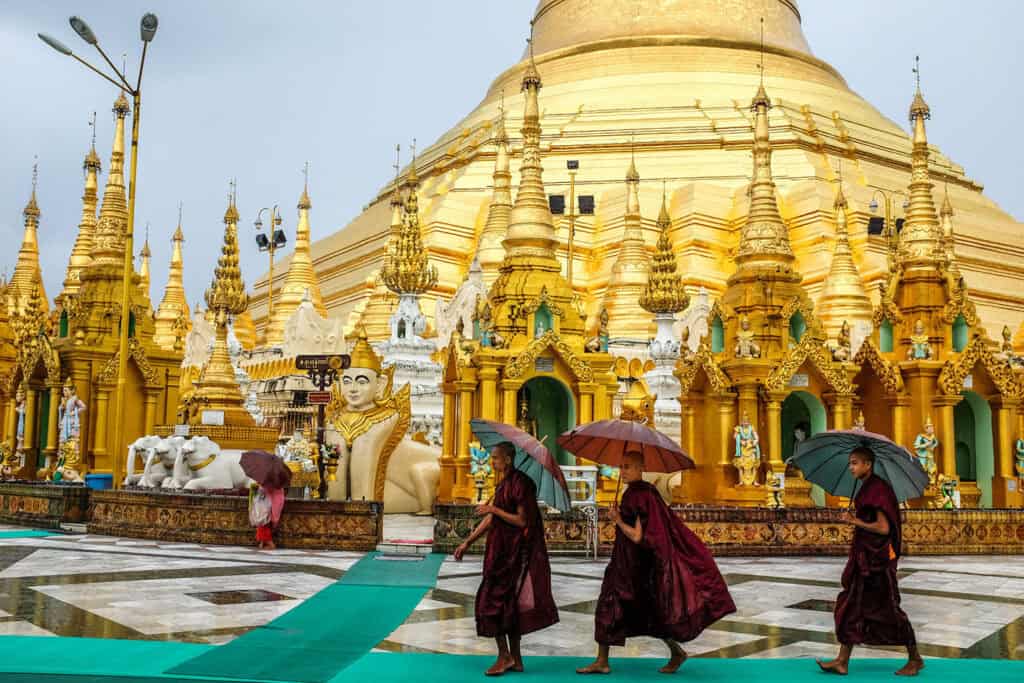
[
  {"x1": 557, "y1": 419, "x2": 694, "y2": 473},
  {"x1": 240, "y1": 450, "x2": 293, "y2": 490}
]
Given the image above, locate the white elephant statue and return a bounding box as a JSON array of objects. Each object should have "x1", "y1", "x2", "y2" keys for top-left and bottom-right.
[
  {"x1": 172, "y1": 436, "x2": 253, "y2": 491},
  {"x1": 141, "y1": 436, "x2": 185, "y2": 489},
  {"x1": 124, "y1": 435, "x2": 164, "y2": 486}
]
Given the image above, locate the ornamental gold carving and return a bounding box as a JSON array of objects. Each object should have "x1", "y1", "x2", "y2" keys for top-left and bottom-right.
[
  {"x1": 504, "y1": 330, "x2": 593, "y2": 382},
  {"x1": 852, "y1": 339, "x2": 904, "y2": 394}
]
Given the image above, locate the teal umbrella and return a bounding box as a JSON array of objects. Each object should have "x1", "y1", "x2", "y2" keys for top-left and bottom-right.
[
  {"x1": 470, "y1": 419, "x2": 572, "y2": 513},
  {"x1": 787, "y1": 429, "x2": 929, "y2": 503}
]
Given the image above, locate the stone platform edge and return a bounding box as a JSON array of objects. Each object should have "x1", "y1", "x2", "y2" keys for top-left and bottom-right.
[
  {"x1": 0, "y1": 481, "x2": 91, "y2": 529},
  {"x1": 433, "y1": 504, "x2": 1024, "y2": 556},
  {"x1": 88, "y1": 488, "x2": 383, "y2": 551}
]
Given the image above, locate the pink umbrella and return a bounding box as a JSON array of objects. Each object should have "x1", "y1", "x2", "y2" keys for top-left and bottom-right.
[{"x1": 557, "y1": 419, "x2": 694, "y2": 473}]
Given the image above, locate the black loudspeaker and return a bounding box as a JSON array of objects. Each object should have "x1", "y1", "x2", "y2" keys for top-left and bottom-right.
[{"x1": 548, "y1": 194, "x2": 566, "y2": 214}]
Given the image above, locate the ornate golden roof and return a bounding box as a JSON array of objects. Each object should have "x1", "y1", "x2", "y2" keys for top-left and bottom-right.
[{"x1": 640, "y1": 191, "x2": 688, "y2": 315}]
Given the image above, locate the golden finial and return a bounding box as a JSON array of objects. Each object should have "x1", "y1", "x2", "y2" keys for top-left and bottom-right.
[
  {"x1": 382, "y1": 139, "x2": 438, "y2": 296},
  {"x1": 758, "y1": 16, "x2": 765, "y2": 86},
  {"x1": 348, "y1": 325, "x2": 383, "y2": 373},
  {"x1": 23, "y1": 158, "x2": 40, "y2": 220},
  {"x1": 84, "y1": 112, "x2": 101, "y2": 173},
  {"x1": 206, "y1": 193, "x2": 248, "y2": 316},
  {"x1": 141, "y1": 222, "x2": 151, "y2": 256},
  {"x1": 522, "y1": 20, "x2": 542, "y2": 90},
  {"x1": 299, "y1": 162, "x2": 312, "y2": 210},
  {"x1": 404, "y1": 139, "x2": 419, "y2": 188},
  {"x1": 626, "y1": 134, "x2": 639, "y2": 183},
  {"x1": 224, "y1": 179, "x2": 239, "y2": 223},
  {"x1": 909, "y1": 55, "x2": 930, "y2": 121},
  {"x1": 640, "y1": 183, "x2": 687, "y2": 315}
]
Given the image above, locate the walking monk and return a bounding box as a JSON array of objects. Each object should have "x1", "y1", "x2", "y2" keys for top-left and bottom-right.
[
  {"x1": 454, "y1": 442, "x2": 558, "y2": 676},
  {"x1": 818, "y1": 446, "x2": 923, "y2": 676},
  {"x1": 578, "y1": 451, "x2": 735, "y2": 675}
]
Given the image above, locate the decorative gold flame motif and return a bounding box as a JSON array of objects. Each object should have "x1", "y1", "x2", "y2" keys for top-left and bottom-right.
[
  {"x1": 639, "y1": 191, "x2": 688, "y2": 315},
  {"x1": 381, "y1": 167, "x2": 438, "y2": 296}
]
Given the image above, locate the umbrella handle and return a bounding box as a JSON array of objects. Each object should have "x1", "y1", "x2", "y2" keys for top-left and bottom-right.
[
  {"x1": 614, "y1": 475, "x2": 622, "y2": 506},
  {"x1": 538, "y1": 434, "x2": 548, "y2": 445}
]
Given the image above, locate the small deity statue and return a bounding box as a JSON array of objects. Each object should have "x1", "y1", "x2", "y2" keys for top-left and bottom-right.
[
  {"x1": 734, "y1": 316, "x2": 761, "y2": 359},
  {"x1": 852, "y1": 411, "x2": 866, "y2": 431},
  {"x1": 52, "y1": 438, "x2": 86, "y2": 483},
  {"x1": 475, "y1": 300, "x2": 493, "y2": 347},
  {"x1": 469, "y1": 443, "x2": 492, "y2": 503},
  {"x1": 766, "y1": 471, "x2": 785, "y2": 509},
  {"x1": 516, "y1": 396, "x2": 538, "y2": 437},
  {"x1": 14, "y1": 386, "x2": 26, "y2": 454},
  {"x1": 585, "y1": 308, "x2": 609, "y2": 353},
  {"x1": 792, "y1": 422, "x2": 808, "y2": 458},
  {"x1": 937, "y1": 474, "x2": 960, "y2": 509},
  {"x1": 831, "y1": 320, "x2": 852, "y2": 362},
  {"x1": 280, "y1": 428, "x2": 320, "y2": 497},
  {"x1": 907, "y1": 319, "x2": 933, "y2": 360},
  {"x1": 733, "y1": 411, "x2": 761, "y2": 486},
  {"x1": 679, "y1": 328, "x2": 695, "y2": 362},
  {"x1": 58, "y1": 378, "x2": 87, "y2": 449},
  {"x1": 0, "y1": 444, "x2": 18, "y2": 480},
  {"x1": 996, "y1": 325, "x2": 1024, "y2": 368},
  {"x1": 913, "y1": 416, "x2": 939, "y2": 488},
  {"x1": 534, "y1": 316, "x2": 548, "y2": 338},
  {"x1": 323, "y1": 327, "x2": 440, "y2": 514},
  {"x1": 1014, "y1": 435, "x2": 1024, "y2": 484}
]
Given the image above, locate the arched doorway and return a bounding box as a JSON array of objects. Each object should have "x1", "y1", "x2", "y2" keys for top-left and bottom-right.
[
  {"x1": 782, "y1": 391, "x2": 828, "y2": 507},
  {"x1": 519, "y1": 377, "x2": 576, "y2": 466},
  {"x1": 955, "y1": 391, "x2": 994, "y2": 507}
]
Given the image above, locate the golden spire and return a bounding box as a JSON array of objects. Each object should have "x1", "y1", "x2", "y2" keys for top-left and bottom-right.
[
  {"x1": 640, "y1": 185, "x2": 688, "y2": 315},
  {"x1": 939, "y1": 185, "x2": 959, "y2": 272},
  {"x1": 388, "y1": 144, "x2": 404, "y2": 250},
  {"x1": 189, "y1": 191, "x2": 254, "y2": 427},
  {"x1": 502, "y1": 27, "x2": 558, "y2": 262},
  {"x1": 605, "y1": 152, "x2": 652, "y2": 338},
  {"x1": 818, "y1": 181, "x2": 871, "y2": 340},
  {"x1": 900, "y1": 56, "x2": 942, "y2": 264},
  {"x1": 734, "y1": 75, "x2": 794, "y2": 268},
  {"x1": 153, "y1": 203, "x2": 191, "y2": 350},
  {"x1": 61, "y1": 115, "x2": 102, "y2": 300},
  {"x1": 9, "y1": 161, "x2": 48, "y2": 315},
  {"x1": 381, "y1": 151, "x2": 438, "y2": 295},
  {"x1": 478, "y1": 94, "x2": 513, "y2": 283},
  {"x1": 138, "y1": 223, "x2": 152, "y2": 297},
  {"x1": 90, "y1": 92, "x2": 131, "y2": 266},
  {"x1": 264, "y1": 168, "x2": 329, "y2": 346}
]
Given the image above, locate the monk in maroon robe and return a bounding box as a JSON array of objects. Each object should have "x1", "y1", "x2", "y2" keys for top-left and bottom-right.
[
  {"x1": 818, "y1": 446, "x2": 923, "y2": 676},
  {"x1": 578, "y1": 451, "x2": 735, "y2": 675},
  {"x1": 455, "y1": 441, "x2": 558, "y2": 676}
]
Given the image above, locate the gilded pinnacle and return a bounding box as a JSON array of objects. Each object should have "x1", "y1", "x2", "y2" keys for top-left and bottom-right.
[
  {"x1": 206, "y1": 196, "x2": 248, "y2": 316},
  {"x1": 381, "y1": 167, "x2": 438, "y2": 296},
  {"x1": 640, "y1": 192, "x2": 687, "y2": 314}
]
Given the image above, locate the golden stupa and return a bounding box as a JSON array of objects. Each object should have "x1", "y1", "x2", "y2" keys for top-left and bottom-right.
[{"x1": 247, "y1": 0, "x2": 1021, "y2": 344}]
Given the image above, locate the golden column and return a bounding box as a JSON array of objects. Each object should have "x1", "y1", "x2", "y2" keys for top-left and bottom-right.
[
  {"x1": 23, "y1": 388, "x2": 38, "y2": 460},
  {"x1": 44, "y1": 383, "x2": 60, "y2": 461},
  {"x1": 92, "y1": 387, "x2": 110, "y2": 462}
]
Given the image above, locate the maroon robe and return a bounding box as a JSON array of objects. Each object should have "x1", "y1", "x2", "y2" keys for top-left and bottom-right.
[
  {"x1": 475, "y1": 468, "x2": 559, "y2": 637},
  {"x1": 594, "y1": 480, "x2": 735, "y2": 645},
  {"x1": 834, "y1": 473, "x2": 916, "y2": 646}
]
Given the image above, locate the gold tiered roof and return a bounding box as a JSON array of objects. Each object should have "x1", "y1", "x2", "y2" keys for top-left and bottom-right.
[
  {"x1": 900, "y1": 75, "x2": 942, "y2": 265},
  {"x1": 477, "y1": 107, "x2": 513, "y2": 285},
  {"x1": 605, "y1": 154, "x2": 653, "y2": 338},
  {"x1": 90, "y1": 92, "x2": 130, "y2": 268},
  {"x1": 153, "y1": 213, "x2": 191, "y2": 350},
  {"x1": 9, "y1": 167, "x2": 48, "y2": 315},
  {"x1": 60, "y1": 138, "x2": 102, "y2": 301},
  {"x1": 640, "y1": 191, "x2": 688, "y2": 315},
  {"x1": 264, "y1": 180, "x2": 328, "y2": 346},
  {"x1": 381, "y1": 165, "x2": 438, "y2": 296},
  {"x1": 205, "y1": 196, "x2": 248, "y2": 317},
  {"x1": 818, "y1": 183, "x2": 871, "y2": 340}
]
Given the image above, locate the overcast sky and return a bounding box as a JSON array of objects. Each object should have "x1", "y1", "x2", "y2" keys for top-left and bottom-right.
[{"x1": 1, "y1": 1, "x2": 1020, "y2": 309}]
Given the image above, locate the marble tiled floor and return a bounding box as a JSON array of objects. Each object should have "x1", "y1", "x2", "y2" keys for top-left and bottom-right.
[{"x1": 0, "y1": 520, "x2": 1021, "y2": 660}]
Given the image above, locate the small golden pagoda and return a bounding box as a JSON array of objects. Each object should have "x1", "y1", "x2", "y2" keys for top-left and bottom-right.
[
  {"x1": 263, "y1": 179, "x2": 328, "y2": 346},
  {"x1": 817, "y1": 183, "x2": 872, "y2": 349},
  {"x1": 604, "y1": 153, "x2": 652, "y2": 342},
  {"x1": 437, "y1": 40, "x2": 618, "y2": 503},
  {"x1": 57, "y1": 136, "x2": 101, "y2": 307},
  {"x1": 851, "y1": 80, "x2": 1024, "y2": 508},
  {"x1": 173, "y1": 193, "x2": 277, "y2": 450},
  {"x1": 477, "y1": 108, "x2": 513, "y2": 287},
  {"x1": 675, "y1": 79, "x2": 851, "y2": 507},
  {"x1": 137, "y1": 232, "x2": 152, "y2": 303},
  {"x1": 50, "y1": 92, "x2": 184, "y2": 476},
  {"x1": 7, "y1": 168, "x2": 48, "y2": 317},
  {"x1": 152, "y1": 211, "x2": 191, "y2": 350}
]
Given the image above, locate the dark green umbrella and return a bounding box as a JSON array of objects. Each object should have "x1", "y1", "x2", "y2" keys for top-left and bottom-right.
[{"x1": 787, "y1": 429, "x2": 929, "y2": 503}]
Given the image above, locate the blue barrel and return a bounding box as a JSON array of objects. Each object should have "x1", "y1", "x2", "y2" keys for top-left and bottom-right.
[{"x1": 84, "y1": 473, "x2": 113, "y2": 490}]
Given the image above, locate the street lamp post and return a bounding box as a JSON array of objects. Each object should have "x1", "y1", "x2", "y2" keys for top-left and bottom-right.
[
  {"x1": 566, "y1": 160, "x2": 579, "y2": 289},
  {"x1": 254, "y1": 207, "x2": 287, "y2": 321},
  {"x1": 869, "y1": 188, "x2": 909, "y2": 257},
  {"x1": 40, "y1": 14, "x2": 158, "y2": 489}
]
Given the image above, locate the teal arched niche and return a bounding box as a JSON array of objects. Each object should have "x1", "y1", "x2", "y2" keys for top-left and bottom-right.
[
  {"x1": 711, "y1": 316, "x2": 724, "y2": 353},
  {"x1": 880, "y1": 319, "x2": 894, "y2": 353},
  {"x1": 781, "y1": 391, "x2": 828, "y2": 507},
  {"x1": 520, "y1": 376, "x2": 576, "y2": 466},
  {"x1": 954, "y1": 390, "x2": 994, "y2": 507}
]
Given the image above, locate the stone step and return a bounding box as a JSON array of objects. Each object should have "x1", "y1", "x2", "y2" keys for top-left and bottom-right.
[{"x1": 376, "y1": 540, "x2": 432, "y2": 556}]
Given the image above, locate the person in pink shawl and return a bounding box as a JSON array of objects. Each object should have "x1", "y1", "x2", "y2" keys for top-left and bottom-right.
[{"x1": 254, "y1": 485, "x2": 285, "y2": 550}]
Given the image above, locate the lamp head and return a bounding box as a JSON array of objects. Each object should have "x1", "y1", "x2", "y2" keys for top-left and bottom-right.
[
  {"x1": 255, "y1": 233, "x2": 270, "y2": 251},
  {"x1": 38, "y1": 33, "x2": 73, "y2": 56},
  {"x1": 254, "y1": 217, "x2": 263, "y2": 230},
  {"x1": 140, "y1": 13, "x2": 159, "y2": 43},
  {"x1": 869, "y1": 198, "x2": 879, "y2": 214},
  {"x1": 273, "y1": 229, "x2": 287, "y2": 248},
  {"x1": 69, "y1": 16, "x2": 97, "y2": 45},
  {"x1": 567, "y1": 160, "x2": 579, "y2": 171}
]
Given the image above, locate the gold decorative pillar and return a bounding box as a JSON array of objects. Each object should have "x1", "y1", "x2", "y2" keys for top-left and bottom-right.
[
  {"x1": 143, "y1": 389, "x2": 158, "y2": 435},
  {"x1": 439, "y1": 386, "x2": 457, "y2": 502},
  {"x1": 990, "y1": 396, "x2": 1021, "y2": 507},
  {"x1": 931, "y1": 395, "x2": 959, "y2": 477},
  {"x1": 716, "y1": 394, "x2": 736, "y2": 467},
  {"x1": 452, "y1": 380, "x2": 476, "y2": 502},
  {"x1": 680, "y1": 397, "x2": 698, "y2": 462},
  {"x1": 594, "y1": 382, "x2": 609, "y2": 420},
  {"x1": 501, "y1": 385, "x2": 518, "y2": 424},
  {"x1": 92, "y1": 387, "x2": 110, "y2": 465},
  {"x1": 23, "y1": 388, "x2": 38, "y2": 459},
  {"x1": 44, "y1": 384, "x2": 60, "y2": 460},
  {"x1": 3, "y1": 396, "x2": 16, "y2": 451},
  {"x1": 888, "y1": 395, "x2": 911, "y2": 447},
  {"x1": 578, "y1": 383, "x2": 594, "y2": 424},
  {"x1": 478, "y1": 367, "x2": 499, "y2": 421},
  {"x1": 765, "y1": 392, "x2": 785, "y2": 471}
]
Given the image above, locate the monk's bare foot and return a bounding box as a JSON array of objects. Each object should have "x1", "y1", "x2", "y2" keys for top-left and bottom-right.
[
  {"x1": 485, "y1": 655, "x2": 515, "y2": 676},
  {"x1": 895, "y1": 658, "x2": 924, "y2": 676},
  {"x1": 576, "y1": 661, "x2": 611, "y2": 675},
  {"x1": 509, "y1": 658, "x2": 524, "y2": 673},
  {"x1": 659, "y1": 650, "x2": 687, "y2": 674},
  {"x1": 816, "y1": 658, "x2": 848, "y2": 676}
]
